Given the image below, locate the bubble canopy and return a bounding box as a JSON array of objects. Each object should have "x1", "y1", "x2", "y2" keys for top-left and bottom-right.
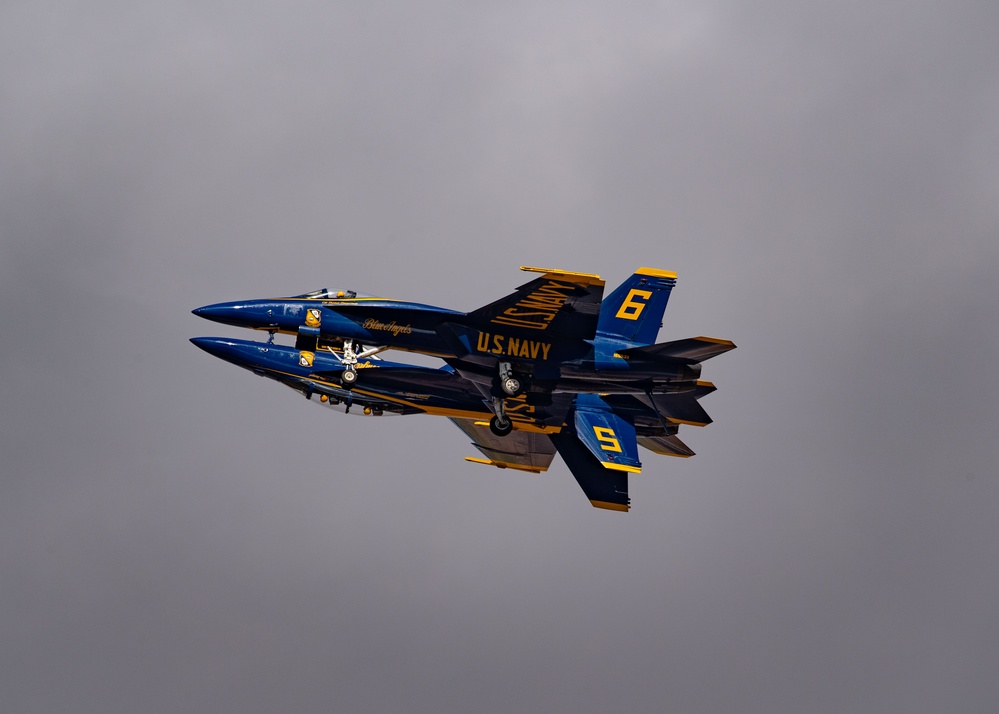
[{"x1": 293, "y1": 288, "x2": 375, "y2": 299}]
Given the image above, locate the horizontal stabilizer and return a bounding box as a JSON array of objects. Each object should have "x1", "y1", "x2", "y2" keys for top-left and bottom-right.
[
  {"x1": 620, "y1": 336, "x2": 736, "y2": 363},
  {"x1": 638, "y1": 435, "x2": 695, "y2": 458},
  {"x1": 687, "y1": 380, "x2": 717, "y2": 399},
  {"x1": 645, "y1": 394, "x2": 713, "y2": 427}
]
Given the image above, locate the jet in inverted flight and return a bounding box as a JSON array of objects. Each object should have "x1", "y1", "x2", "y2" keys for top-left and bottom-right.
[{"x1": 191, "y1": 336, "x2": 723, "y2": 512}]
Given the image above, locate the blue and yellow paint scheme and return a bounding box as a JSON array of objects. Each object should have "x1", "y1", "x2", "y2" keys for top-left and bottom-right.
[
  {"x1": 191, "y1": 267, "x2": 601, "y2": 361},
  {"x1": 192, "y1": 266, "x2": 735, "y2": 402},
  {"x1": 189, "y1": 336, "x2": 566, "y2": 428},
  {"x1": 190, "y1": 336, "x2": 724, "y2": 512}
]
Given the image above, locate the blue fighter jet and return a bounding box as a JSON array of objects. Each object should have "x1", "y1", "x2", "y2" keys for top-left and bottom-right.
[
  {"x1": 193, "y1": 267, "x2": 735, "y2": 437},
  {"x1": 191, "y1": 336, "x2": 721, "y2": 511}
]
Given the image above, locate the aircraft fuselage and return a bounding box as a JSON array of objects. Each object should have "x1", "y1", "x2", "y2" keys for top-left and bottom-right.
[{"x1": 192, "y1": 298, "x2": 702, "y2": 395}]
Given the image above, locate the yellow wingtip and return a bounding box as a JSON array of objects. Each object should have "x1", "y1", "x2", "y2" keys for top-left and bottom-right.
[
  {"x1": 464, "y1": 457, "x2": 543, "y2": 474},
  {"x1": 519, "y1": 266, "x2": 603, "y2": 283}
]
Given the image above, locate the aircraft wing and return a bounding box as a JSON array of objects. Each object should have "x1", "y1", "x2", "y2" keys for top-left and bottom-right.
[
  {"x1": 638, "y1": 434, "x2": 695, "y2": 458},
  {"x1": 454, "y1": 417, "x2": 632, "y2": 512},
  {"x1": 458, "y1": 266, "x2": 605, "y2": 341},
  {"x1": 450, "y1": 418, "x2": 558, "y2": 473}
]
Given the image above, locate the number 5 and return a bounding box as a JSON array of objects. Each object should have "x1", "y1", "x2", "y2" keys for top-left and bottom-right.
[{"x1": 593, "y1": 426, "x2": 622, "y2": 452}]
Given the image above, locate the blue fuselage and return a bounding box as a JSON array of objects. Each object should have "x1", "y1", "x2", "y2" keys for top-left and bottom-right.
[
  {"x1": 190, "y1": 336, "x2": 698, "y2": 435},
  {"x1": 192, "y1": 298, "x2": 701, "y2": 394},
  {"x1": 190, "y1": 335, "x2": 491, "y2": 420}
]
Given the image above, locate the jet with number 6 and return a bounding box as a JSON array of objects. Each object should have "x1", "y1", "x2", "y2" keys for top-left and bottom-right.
[{"x1": 193, "y1": 266, "x2": 735, "y2": 436}]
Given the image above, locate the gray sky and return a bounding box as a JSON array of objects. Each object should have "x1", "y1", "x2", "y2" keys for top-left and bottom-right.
[{"x1": 2, "y1": 2, "x2": 998, "y2": 712}]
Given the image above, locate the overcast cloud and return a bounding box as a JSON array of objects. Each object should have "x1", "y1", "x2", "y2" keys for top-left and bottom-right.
[{"x1": 2, "y1": 2, "x2": 998, "y2": 712}]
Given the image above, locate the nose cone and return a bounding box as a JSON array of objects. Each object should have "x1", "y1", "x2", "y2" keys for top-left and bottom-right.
[
  {"x1": 191, "y1": 337, "x2": 313, "y2": 378},
  {"x1": 190, "y1": 337, "x2": 252, "y2": 366},
  {"x1": 191, "y1": 300, "x2": 278, "y2": 329}
]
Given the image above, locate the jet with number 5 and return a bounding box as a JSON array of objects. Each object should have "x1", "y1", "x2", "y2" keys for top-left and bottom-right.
[
  {"x1": 193, "y1": 266, "x2": 735, "y2": 436},
  {"x1": 190, "y1": 336, "x2": 722, "y2": 511}
]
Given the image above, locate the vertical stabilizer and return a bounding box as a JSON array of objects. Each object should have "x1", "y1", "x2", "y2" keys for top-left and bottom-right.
[
  {"x1": 572, "y1": 394, "x2": 642, "y2": 473},
  {"x1": 596, "y1": 268, "x2": 676, "y2": 346},
  {"x1": 549, "y1": 431, "x2": 631, "y2": 512}
]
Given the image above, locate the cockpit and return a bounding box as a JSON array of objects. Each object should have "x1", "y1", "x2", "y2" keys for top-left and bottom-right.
[{"x1": 294, "y1": 288, "x2": 373, "y2": 299}]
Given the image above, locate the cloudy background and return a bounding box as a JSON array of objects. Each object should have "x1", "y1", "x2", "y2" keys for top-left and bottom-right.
[{"x1": 3, "y1": 1, "x2": 998, "y2": 711}]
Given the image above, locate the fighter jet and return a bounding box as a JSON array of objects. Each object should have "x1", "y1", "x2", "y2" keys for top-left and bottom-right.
[
  {"x1": 193, "y1": 267, "x2": 735, "y2": 436},
  {"x1": 191, "y1": 336, "x2": 722, "y2": 511}
]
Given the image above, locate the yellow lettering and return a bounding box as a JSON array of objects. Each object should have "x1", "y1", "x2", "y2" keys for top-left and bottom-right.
[
  {"x1": 538, "y1": 280, "x2": 575, "y2": 295},
  {"x1": 506, "y1": 401, "x2": 533, "y2": 416},
  {"x1": 492, "y1": 316, "x2": 547, "y2": 330},
  {"x1": 506, "y1": 396, "x2": 536, "y2": 423},
  {"x1": 362, "y1": 317, "x2": 413, "y2": 335},
  {"x1": 489, "y1": 280, "x2": 579, "y2": 331},
  {"x1": 502, "y1": 308, "x2": 556, "y2": 321},
  {"x1": 474, "y1": 333, "x2": 554, "y2": 360},
  {"x1": 594, "y1": 427, "x2": 622, "y2": 452},
  {"x1": 615, "y1": 289, "x2": 653, "y2": 321},
  {"x1": 520, "y1": 297, "x2": 565, "y2": 310}
]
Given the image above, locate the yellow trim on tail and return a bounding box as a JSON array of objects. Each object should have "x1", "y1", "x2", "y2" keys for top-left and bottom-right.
[
  {"x1": 694, "y1": 336, "x2": 736, "y2": 346},
  {"x1": 666, "y1": 417, "x2": 710, "y2": 427},
  {"x1": 635, "y1": 267, "x2": 677, "y2": 279},
  {"x1": 601, "y1": 462, "x2": 642, "y2": 474},
  {"x1": 590, "y1": 500, "x2": 630, "y2": 512}
]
